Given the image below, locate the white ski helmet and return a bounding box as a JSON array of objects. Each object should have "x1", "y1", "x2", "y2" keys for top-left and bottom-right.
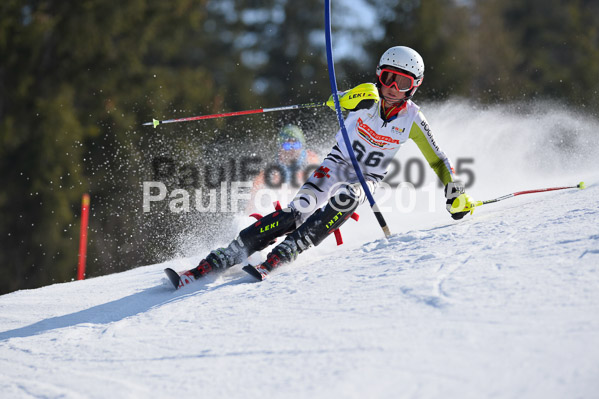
[{"x1": 376, "y1": 46, "x2": 424, "y2": 98}]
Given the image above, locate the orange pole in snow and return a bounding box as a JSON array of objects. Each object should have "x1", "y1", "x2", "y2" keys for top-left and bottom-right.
[{"x1": 77, "y1": 194, "x2": 90, "y2": 280}]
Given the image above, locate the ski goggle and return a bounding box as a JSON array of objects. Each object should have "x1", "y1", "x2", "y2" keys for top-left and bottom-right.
[
  {"x1": 281, "y1": 141, "x2": 303, "y2": 151},
  {"x1": 378, "y1": 68, "x2": 422, "y2": 92}
]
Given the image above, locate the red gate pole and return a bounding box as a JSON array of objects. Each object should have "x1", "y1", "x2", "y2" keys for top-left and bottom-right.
[{"x1": 77, "y1": 194, "x2": 90, "y2": 280}]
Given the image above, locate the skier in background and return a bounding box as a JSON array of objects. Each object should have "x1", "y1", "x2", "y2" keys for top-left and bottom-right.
[
  {"x1": 186, "y1": 46, "x2": 475, "y2": 282},
  {"x1": 247, "y1": 124, "x2": 320, "y2": 212}
]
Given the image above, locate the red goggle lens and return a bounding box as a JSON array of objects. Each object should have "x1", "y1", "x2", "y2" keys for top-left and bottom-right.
[{"x1": 379, "y1": 69, "x2": 419, "y2": 92}]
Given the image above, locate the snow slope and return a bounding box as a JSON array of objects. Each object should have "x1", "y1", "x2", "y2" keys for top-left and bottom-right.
[{"x1": 1, "y1": 102, "x2": 599, "y2": 399}]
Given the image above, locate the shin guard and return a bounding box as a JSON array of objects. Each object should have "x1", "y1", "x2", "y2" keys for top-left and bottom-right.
[{"x1": 262, "y1": 192, "x2": 359, "y2": 270}]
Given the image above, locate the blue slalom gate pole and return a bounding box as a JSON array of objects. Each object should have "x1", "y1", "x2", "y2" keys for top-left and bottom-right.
[{"x1": 324, "y1": 0, "x2": 391, "y2": 237}]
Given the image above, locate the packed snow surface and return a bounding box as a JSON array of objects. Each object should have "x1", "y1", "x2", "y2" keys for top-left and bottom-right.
[{"x1": 1, "y1": 102, "x2": 598, "y2": 398}]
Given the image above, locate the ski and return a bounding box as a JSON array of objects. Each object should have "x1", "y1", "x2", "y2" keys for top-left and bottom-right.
[
  {"x1": 242, "y1": 264, "x2": 270, "y2": 281},
  {"x1": 165, "y1": 263, "x2": 268, "y2": 288},
  {"x1": 163, "y1": 267, "x2": 197, "y2": 290}
]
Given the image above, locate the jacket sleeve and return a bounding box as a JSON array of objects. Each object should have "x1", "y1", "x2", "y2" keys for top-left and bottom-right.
[{"x1": 409, "y1": 111, "x2": 455, "y2": 186}]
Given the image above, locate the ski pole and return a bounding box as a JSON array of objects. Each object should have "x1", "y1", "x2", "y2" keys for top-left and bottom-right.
[
  {"x1": 472, "y1": 181, "x2": 586, "y2": 210},
  {"x1": 143, "y1": 102, "x2": 326, "y2": 128}
]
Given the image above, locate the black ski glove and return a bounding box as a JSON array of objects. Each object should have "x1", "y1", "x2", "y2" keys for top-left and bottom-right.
[{"x1": 444, "y1": 181, "x2": 473, "y2": 220}]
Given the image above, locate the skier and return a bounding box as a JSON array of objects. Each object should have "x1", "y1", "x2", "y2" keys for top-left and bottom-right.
[
  {"x1": 248, "y1": 124, "x2": 320, "y2": 212},
  {"x1": 188, "y1": 46, "x2": 475, "y2": 281}
]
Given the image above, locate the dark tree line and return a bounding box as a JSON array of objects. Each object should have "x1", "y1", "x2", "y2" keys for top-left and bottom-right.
[{"x1": 1, "y1": 0, "x2": 598, "y2": 294}]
